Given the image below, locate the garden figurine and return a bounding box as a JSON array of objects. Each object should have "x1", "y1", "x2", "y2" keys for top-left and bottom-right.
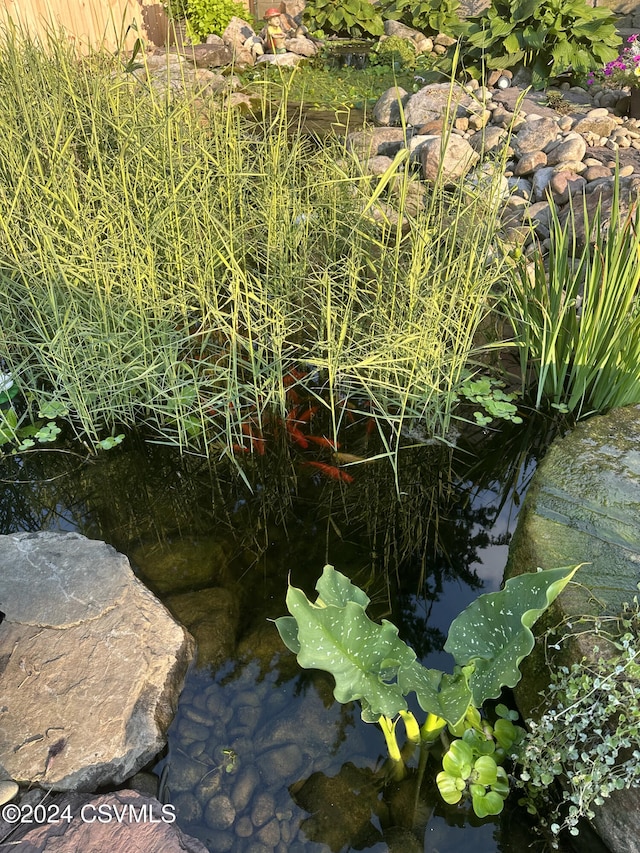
[{"x1": 262, "y1": 8, "x2": 288, "y2": 54}]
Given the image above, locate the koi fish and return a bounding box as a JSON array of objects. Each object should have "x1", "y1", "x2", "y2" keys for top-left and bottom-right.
[
  {"x1": 241, "y1": 423, "x2": 266, "y2": 455},
  {"x1": 286, "y1": 422, "x2": 309, "y2": 448},
  {"x1": 304, "y1": 461, "x2": 354, "y2": 484},
  {"x1": 333, "y1": 452, "x2": 365, "y2": 464},
  {"x1": 295, "y1": 405, "x2": 319, "y2": 424}
]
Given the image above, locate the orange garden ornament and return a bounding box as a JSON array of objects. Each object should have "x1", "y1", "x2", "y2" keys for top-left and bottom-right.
[{"x1": 263, "y1": 7, "x2": 287, "y2": 54}]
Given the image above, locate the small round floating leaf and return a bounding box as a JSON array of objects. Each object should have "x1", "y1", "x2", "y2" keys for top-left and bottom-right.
[
  {"x1": 436, "y1": 771, "x2": 464, "y2": 804},
  {"x1": 472, "y1": 755, "x2": 498, "y2": 787},
  {"x1": 442, "y1": 739, "x2": 474, "y2": 779},
  {"x1": 472, "y1": 789, "x2": 505, "y2": 818}
]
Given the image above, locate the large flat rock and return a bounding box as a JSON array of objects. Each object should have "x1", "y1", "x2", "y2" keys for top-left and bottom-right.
[
  {"x1": 0, "y1": 790, "x2": 207, "y2": 851},
  {"x1": 0, "y1": 532, "x2": 195, "y2": 791},
  {"x1": 505, "y1": 405, "x2": 640, "y2": 853}
]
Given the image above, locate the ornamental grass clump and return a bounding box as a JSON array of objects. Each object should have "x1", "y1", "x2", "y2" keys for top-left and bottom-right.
[
  {"x1": 0, "y1": 27, "x2": 510, "y2": 462},
  {"x1": 503, "y1": 177, "x2": 640, "y2": 417}
]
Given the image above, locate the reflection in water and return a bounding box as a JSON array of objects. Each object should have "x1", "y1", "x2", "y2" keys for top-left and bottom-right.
[{"x1": 0, "y1": 416, "x2": 568, "y2": 851}]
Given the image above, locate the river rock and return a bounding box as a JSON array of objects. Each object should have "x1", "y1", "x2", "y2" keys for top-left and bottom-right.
[
  {"x1": 504, "y1": 405, "x2": 640, "y2": 853},
  {"x1": 222, "y1": 16, "x2": 256, "y2": 51},
  {"x1": 403, "y1": 82, "x2": 473, "y2": 127},
  {"x1": 164, "y1": 586, "x2": 239, "y2": 667},
  {"x1": 512, "y1": 116, "x2": 559, "y2": 157},
  {"x1": 347, "y1": 127, "x2": 407, "y2": 159},
  {"x1": 0, "y1": 790, "x2": 207, "y2": 852},
  {"x1": 546, "y1": 133, "x2": 587, "y2": 165},
  {"x1": 420, "y1": 134, "x2": 479, "y2": 183},
  {"x1": 372, "y1": 86, "x2": 409, "y2": 127},
  {"x1": 285, "y1": 36, "x2": 317, "y2": 57},
  {"x1": 0, "y1": 532, "x2": 194, "y2": 791}
]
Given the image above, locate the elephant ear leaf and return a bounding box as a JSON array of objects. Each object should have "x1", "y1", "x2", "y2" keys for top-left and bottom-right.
[
  {"x1": 444, "y1": 564, "x2": 582, "y2": 706},
  {"x1": 398, "y1": 660, "x2": 472, "y2": 727},
  {"x1": 315, "y1": 564, "x2": 370, "y2": 608},
  {"x1": 276, "y1": 574, "x2": 416, "y2": 720}
]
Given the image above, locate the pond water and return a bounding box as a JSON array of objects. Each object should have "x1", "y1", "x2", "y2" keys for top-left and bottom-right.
[{"x1": 0, "y1": 417, "x2": 583, "y2": 852}]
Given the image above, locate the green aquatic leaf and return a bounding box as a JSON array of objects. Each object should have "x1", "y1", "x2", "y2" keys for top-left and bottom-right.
[
  {"x1": 398, "y1": 660, "x2": 472, "y2": 726},
  {"x1": 472, "y1": 755, "x2": 498, "y2": 786},
  {"x1": 436, "y1": 771, "x2": 464, "y2": 804},
  {"x1": 274, "y1": 615, "x2": 300, "y2": 655},
  {"x1": 472, "y1": 788, "x2": 505, "y2": 817},
  {"x1": 315, "y1": 564, "x2": 370, "y2": 608},
  {"x1": 276, "y1": 576, "x2": 416, "y2": 719},
  {"x1": 444, "y1": 565, "x2": 581, "y2": 705},
  {"x1": 442, "y1": 739, "x2": 474, "y2": 780}
]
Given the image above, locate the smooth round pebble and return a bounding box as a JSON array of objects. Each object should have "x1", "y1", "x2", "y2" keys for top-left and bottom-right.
[{"x1": 204, "y1": 793, "x2": 236, "y2": 830}]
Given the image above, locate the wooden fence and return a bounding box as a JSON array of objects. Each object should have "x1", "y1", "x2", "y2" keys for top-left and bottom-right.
[{"x1": 0, "y1": 0, "x2": 255, "y2": 51}]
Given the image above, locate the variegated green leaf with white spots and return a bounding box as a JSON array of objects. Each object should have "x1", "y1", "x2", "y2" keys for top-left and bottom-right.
[
  {"x1": 444, "y1": 564, "x2": 581, "y2": 705},
  {"x1": 276, "y1": 580, "x2": 416, "y2": 720},
  {"x1": 398, "y1": 660, "x2": 472, "y2": 726},
  {"x1": 315, "y1": 563, "x2": 370, "y2": 609}
]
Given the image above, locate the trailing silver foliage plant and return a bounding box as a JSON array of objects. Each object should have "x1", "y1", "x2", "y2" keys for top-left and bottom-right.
[{"x1": 515, "y1": 599, "x2": 640, "y2": 845}]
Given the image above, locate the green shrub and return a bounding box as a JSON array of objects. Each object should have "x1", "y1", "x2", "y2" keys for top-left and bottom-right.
[
  {"x1": 379, "y1": 0, "x2": 466, "y2": 39},
  {"x1": 162, "y1": 0, "x2": 190, "y2": 20},
  {"x1": 303, "y1": 0, "x2": 384, "y2": 38},
  {"x1": 369, "y1": 35, "x2": 417, "y2": 70},
  {"x1": 462, "y1": 0, "x2": 620, "y2": 88},
  {"x1": 185, "y1": 0, "x2": 247, "y2": 40}
]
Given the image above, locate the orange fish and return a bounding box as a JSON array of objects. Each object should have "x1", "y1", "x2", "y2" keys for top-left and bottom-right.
[
  {"x1": 304, "y1": 461, "x2": 354, "y2": 484},
  {"x1": 241, "y1": 423, "x2": 266, "y2": 455},
  {"x1": 306, "y1": 435, "x2": 340, "y2": 450},
  {"x1": 286, "y1": 422, "x2": 309, "y2": 449}
]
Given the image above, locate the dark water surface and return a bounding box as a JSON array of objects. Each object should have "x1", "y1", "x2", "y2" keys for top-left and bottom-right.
[{"x1": 0, "y1": 419, "x2": 574, "y2": 852}]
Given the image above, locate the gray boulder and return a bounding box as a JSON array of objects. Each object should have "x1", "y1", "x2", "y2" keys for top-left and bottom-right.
[
  {"x1": 403, "y1": 82, "x2": 474, "y2": 128},
  {"x1": 505, "y1": 405, "x2": 640, "y2": 853},
  {"x1": 420, "y1": 134, "x2": 479, "y2": 183},
  {"x1": 0, "y1": 532, "x2": 194, "y2": 791}
]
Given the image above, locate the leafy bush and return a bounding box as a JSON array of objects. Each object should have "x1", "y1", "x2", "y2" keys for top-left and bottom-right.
[
  {"x1": 462, "y1": 0, "x2": 620, "y2": 88},
  {"x1": 515, "y1": 602, "x2": 640, "y2": 843},
  {"x1": 162, "y1": 0, "x2": 190, "y2": 20},
  {"x1": 369, "y1": 35, "x2": 417, "y2": 70},
  {"x1": 303, "y1": 0, "x2": 384, "y2": 38},
  {"x1": 185, "y1": 0, "x2": 247, "y2": 40},
  {"x1": 379, "y1": 0, "x2": 466, "y2": 39}
]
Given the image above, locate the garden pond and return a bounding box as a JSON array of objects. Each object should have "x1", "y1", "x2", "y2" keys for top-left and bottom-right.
[{"x1": 0, "y1": 419, "x2": 606, "y2": 853}]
